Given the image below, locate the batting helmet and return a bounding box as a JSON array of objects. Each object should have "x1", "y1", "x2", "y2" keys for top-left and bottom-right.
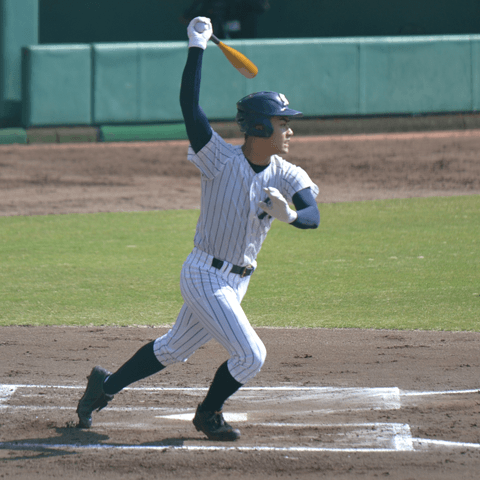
[{"x1": 235, "y1": 91, "x2": 303, "y2": 138}]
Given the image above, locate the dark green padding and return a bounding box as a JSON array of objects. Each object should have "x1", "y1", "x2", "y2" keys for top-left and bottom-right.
[
  {"x1": 21, "y1": 45, "x2": 92, "y2": 128},
  {"x1": 0, "y1": 128, "x2": 27, "y2": 144},
  {"x1": 92, "y1": 43, "x2": 190, "y2": 125},
  {"x1": 360, "y1": 37, "x2": 474, "y2": 114},
  {"x1": 0, "y1": 0, "x2": 38, "y2": 127},
  {"x1": 18, "y1": 35, "x2": 480, "y2": 128},
  {"x1": 100, "y1": 124, "x2": 188, "y2": 142}
]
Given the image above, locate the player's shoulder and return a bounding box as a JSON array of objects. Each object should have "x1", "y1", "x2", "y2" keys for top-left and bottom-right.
[
  {"x1": 271, "y1": 154, "x2": 304, "y2": 173},
  {"x1": 191, "y1": 130, "x2": 239, "y2": 164},
  {"x1": 189, "y1": 130, "x2": 243, "y2": 177},
  {"x1": 270, "y1": 154, "x2": 319, "y2": 198},
  {"x1": 210, "y1": 130, "x2": 240, "y2": 156}
]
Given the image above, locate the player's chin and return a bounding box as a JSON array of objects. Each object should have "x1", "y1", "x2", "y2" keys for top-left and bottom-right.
[{"x1": 272, "y1": 142, "x2": 290, "y2": 155}]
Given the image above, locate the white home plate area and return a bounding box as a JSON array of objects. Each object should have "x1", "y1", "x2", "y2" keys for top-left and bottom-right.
[{"x1": 1, "y1": 385, "x2": 479, "y2": 453}]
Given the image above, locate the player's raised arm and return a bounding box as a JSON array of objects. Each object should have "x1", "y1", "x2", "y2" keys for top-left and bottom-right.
[{"x1": 180, "y1": 17, "x2": 214, "y2": 153}]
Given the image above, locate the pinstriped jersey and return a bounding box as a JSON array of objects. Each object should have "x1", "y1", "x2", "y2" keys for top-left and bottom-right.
[{"x1": 188, "y1": 131, "x2": 319, "y2": 267}]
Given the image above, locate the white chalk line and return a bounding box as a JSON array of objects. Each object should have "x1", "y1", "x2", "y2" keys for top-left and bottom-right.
[
  {"x1": 157, "y1": 412, "x2": 247, "y2": 422},
  {"x1": 0, "y1": 442, "x2": 408, "y2": 453},
  {"x1": 1, "y1": 384, "x2": 209, "y2": 391},
  {"x1": 0, "y1": 385, "x2": 17, "y2": 403},
  {"x1": 0, "y1": 405, "x2": 189, "y2": 413},
  {"x1": 0, "y1": 384, "x2": 412, "y2": 453},
  {"x1": 3, "y1": 384, "x2": 478, "y2": 396},
  {"x1": 0, "y1": 385, "x2": 403, "y2": 417},
  {"x1": 6, "y1": 438, "x2": 479, "y2": 454},
  {"x1": 412, "y1": 438, "x2": 480, "y2": 449},
  {"x1": 4, "y1": 433, "x2": 480, "y2": 453},
  {"x1": 252, "y1": 422, "x2": 402, "y2": 428},
  {"x1": 2, "y1": 384, "x2": 479, "y2": 453},
  {"x1": 0, "y1": 384, "x2": 397, "y2": 391},
  {"x1": 401, "y1": 388, "x2": 480, "y2": 397}
]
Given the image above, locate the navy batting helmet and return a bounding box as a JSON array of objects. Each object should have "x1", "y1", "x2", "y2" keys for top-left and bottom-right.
[{"x1": 235, "y1": 92, "x2": 303, "y2": 138}]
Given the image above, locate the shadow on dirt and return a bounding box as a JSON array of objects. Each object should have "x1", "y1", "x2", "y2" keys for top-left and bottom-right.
[{"x1": 0, "y1": 425, "x2": 200, "y2": 461}]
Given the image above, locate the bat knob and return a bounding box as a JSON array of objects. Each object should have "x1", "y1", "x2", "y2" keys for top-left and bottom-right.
[{"x1": 194, "y1": 22, "x2": 207, "y2": 33}]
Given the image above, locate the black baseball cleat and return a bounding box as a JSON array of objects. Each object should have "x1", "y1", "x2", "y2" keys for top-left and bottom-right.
[
  {"x1": 192, "y1": 404, "x2": 241, "y2": 441},
  {"x1": 76, "y1": 366, "x2": 114, "y2": 428}
]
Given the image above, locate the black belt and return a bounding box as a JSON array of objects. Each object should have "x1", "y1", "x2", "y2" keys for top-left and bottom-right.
[{"x1": 211, "y1": 258, "x2": 254, "y2": 278}]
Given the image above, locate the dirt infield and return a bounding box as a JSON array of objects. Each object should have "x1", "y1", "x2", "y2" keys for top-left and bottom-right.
[
  {"x1": 1, "y1": 129, "x2": 479, "y2": 215},
  {"x1": 1, "y1": 129, "x2": 480, "y2": 479}
]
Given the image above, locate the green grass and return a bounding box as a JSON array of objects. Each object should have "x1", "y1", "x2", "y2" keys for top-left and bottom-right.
[
  {"x1": 0, "y1": 210, "x2": 196, "y2": 326},
  {"x1": 249, "y1": 195, "x2": 479, "y2": 330},
  {"x1": 1, "y1": 196, "x2": 479, "y2": 330}
]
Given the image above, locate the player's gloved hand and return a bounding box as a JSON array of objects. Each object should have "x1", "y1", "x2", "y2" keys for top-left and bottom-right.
[
  {"x1": 187, "y1": 16, "x2": 213, "y2": 50},
  {"x1": 258, "y1": 187, "x2": 298, "y2": 224}
]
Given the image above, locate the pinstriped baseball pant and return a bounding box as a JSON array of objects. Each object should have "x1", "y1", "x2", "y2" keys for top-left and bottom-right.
[{"x1": 153, "y1": 248, "x2": 266, "y2": 385}]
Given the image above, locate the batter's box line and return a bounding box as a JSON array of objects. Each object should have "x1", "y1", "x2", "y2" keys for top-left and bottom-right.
[
  {"x1": 2, "y1": 384, "x2": 479, "y2": 453},
  {"x1": 0, "y1": 385, "x2": 403, "y2": 415},
  {"x1": 0, "y1": 422, "x2": 415, "y2": 453},
  {"x1": 412, "y1": 438, "x2": 480, "y2": 449},
  {"x1": 401, "y1": 388, "x2": 480, "y2": 397},
  {"x1": 0, "y1": 384, "x2": 399, "y2": 391},
  {"x1": 2, "y1": 384, "x2": 479, "y2": 395},
  {"x1": 0, "y1": 442, "x2": 411, "y2": 454},
  {"x1": 3, "y1": 434, "x2": 480, "y2": 454}
]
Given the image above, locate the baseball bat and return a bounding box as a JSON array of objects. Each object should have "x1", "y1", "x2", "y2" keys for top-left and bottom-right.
[
  {"x1": 210, "y1": 34, "x2": 258, "y2": 79},
  {"x1": 195, "y1": 23, "x2": 258, "y2": 79}
]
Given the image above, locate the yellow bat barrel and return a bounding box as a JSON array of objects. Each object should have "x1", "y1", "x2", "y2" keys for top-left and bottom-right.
[{"x1": 210, "y1": 34, "x2": 258, "y2": 79}]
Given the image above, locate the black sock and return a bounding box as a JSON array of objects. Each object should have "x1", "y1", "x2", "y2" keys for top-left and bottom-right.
[
  {"x1": 200, "y1": 361, "x2": 243, "y2": 412},
  {"x1": 103, "y1": 340, "x2": 165, "y2": 395}
]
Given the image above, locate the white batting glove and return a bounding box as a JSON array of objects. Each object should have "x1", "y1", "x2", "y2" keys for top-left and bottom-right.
[
  {"x1": 258, "y1": 187, "x2": 298, "y2": 224},
  {"x1": 187, "y1": 17, "x2": 213, "y2": 50}
]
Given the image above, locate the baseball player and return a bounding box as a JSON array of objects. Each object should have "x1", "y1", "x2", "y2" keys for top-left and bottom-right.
[{"x1": 76, "y1": 16, "x2": 319, "y2": 442}]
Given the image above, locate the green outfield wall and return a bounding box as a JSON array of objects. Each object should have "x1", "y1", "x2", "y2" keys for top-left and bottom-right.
[
  {"x1": 0, "y1": 0, "x2": 38, "y2": 128},
  {"x1": 3, "y1": 1, "x2": 480, "y2": 129},
  {"x1": 20, "y1": 35, "x2": 480, "y2": 128},
  {"x1": 21, "y1": 45, "x2": 92, "y2": 127}
]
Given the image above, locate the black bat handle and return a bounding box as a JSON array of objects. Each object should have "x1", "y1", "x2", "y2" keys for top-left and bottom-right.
[{"x1": 210, "y1": 34, "x2": 220, "y2": 45}]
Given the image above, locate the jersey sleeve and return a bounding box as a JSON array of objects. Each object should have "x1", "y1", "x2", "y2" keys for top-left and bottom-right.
[
  {"x1": 279, "y1": 161, "x2": 319, "y2": 204},
  {"x1": 187, "y1": 131, "x2": 238, "y2": 180}
]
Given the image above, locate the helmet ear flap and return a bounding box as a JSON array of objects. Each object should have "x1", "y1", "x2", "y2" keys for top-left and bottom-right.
[
  {"x1": 251, "y1": 115, "x2": 273, "y2": 138},
  {"x1": 236, "y1": 109, "x2": 273, "y2": 138}
]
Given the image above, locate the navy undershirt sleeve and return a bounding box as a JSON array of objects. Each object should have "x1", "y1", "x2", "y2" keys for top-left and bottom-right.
[
  {"x1": 180, "y1": 47, "x2": 213, "y2": 153},
  {"x1": 291, "y1": 188, "x2": 320, "y2": 229}
]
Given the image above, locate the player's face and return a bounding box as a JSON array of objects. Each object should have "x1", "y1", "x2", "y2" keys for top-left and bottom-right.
[{"x1": 269, "y1": 116, "x2": 293, "y2": 154}]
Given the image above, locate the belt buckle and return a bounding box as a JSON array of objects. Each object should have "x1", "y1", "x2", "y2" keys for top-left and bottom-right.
[{"x1": 241, "y1": 265, "x2": 253, "y2": 278}]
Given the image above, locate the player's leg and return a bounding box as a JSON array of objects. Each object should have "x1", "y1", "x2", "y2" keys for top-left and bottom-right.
[
  {"x1": 182, "y1": 264, "x2": 266, "y2": 384},
  {"x1": 104, "y1": 302, "x2": 214, "y2": 393},
  {"x1": 180, "y1": 261, "x2": 266, "y2": 440},
  {"x1": 76, "y1": 303, "x2": 209, "y2": 428},
  {"x1": 152, "y1": 303, "x2": 213, "y2": 366},
  {"x1": 190, "y1": 288, "x2": 266, "y2": 440},
  {"x1": 76, "y1": 341, "x2": 166, "y2": 428}
]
